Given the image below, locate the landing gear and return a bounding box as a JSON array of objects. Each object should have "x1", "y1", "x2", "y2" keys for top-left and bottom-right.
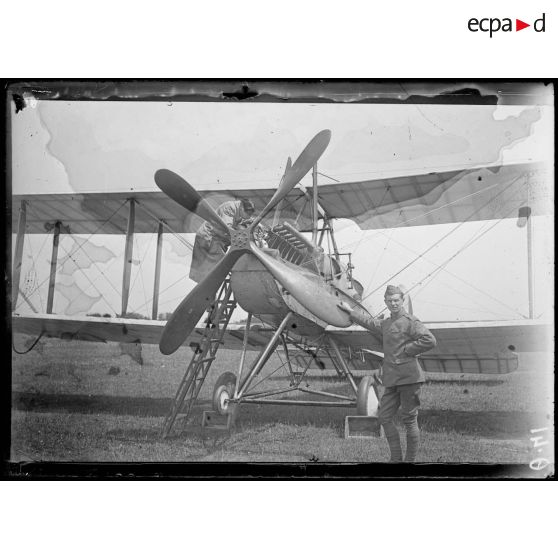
[
  {"x1": 356, "y1": 374, "x2": 380, "y2": 416},
  {"x1": 212, "y1": 372, "x2": 237, "y2": 415}
]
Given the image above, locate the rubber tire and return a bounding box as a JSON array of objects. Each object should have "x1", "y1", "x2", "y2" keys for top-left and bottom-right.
[
  {"x1": 356, "y1": 374, "x2": 380, "y2": 417},
  {"x1": 212, "y1": 372, "x2": 237, "y2": 415}
]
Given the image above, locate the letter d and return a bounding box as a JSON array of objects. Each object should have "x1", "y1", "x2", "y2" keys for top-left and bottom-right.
[{"x1": 534, "y1": 13, "x2": 545, "y2": 32}]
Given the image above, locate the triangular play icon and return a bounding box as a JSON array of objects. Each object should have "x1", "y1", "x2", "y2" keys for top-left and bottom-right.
[{"x1": 516, "y1": 19, "x2": 530, "y2": 31}]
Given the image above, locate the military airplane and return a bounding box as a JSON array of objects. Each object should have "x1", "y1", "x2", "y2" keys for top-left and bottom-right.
[{"x1": 11, "y1": 130, "x2": 551, "y2": 436}]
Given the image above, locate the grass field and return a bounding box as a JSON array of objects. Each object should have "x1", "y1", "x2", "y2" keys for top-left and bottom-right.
[{"x1": 10, "y1": 336, "x2": 554, "y2": 470}]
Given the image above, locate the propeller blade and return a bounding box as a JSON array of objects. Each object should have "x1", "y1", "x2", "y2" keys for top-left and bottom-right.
[
  {"x1": 159, "y1": 249, "x2": 247, "y2": 354},
  {"x1": 253, "y1": 130, "x2": 331, "y2": 226},
  {"x1": 251, "y1": 243, "x2": 351, "y2": 327},
  {"x1": 154, "y1": 169, "x2": 230, "y2": 237}
]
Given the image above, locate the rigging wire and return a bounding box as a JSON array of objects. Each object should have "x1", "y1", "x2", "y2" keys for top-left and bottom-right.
[
  {"x1": 49, "y1": 222, "x2": 136, "y2": 316},
  {"x1": 15, "y1": 202, "x2": 53, "y2": 312},
  {"x1": 349, "y1": 179, "x2": 396, "y2": 257},
  {"x1": 408, "y1": 206, "x2": 524, "y2": 297},
  {"x1": 17, "y1": 199, "x2": 130, "y2": 313},
  {"x1": 150, "y1": 271, "x2": 192, "y2": 310},
  {"x1": 357, "y1": 221, "x2": 530, "y2": 318},
  {"x1": 410, "y1": 219, "x2": 527, "y2": 318},
  {"x1": 361, "y1": 174, "x2": 524, "y2": 302},
  {"x1": 414, "y1": 223, "x2": 496, "y2": 295},
  {"x1": 245, "y1": 338, "x2": 294, "y2": 393},
  {"x1": 60, "y1": 262, "x2": 114, "y2": 315},
  {"x1": 282, "y1": 166, "x2": 529, "y2": 319},
  {"x1": 362, "y1": 220, "x2": 466, "y2": 302},
  {"x1": 82, "y1": 248, "x2": 126, "y2": 314},
  {"x1": 55, "y1": 238, "x2": 123, "y2": 315},
  {"x1": 362, "y1": 228, "x2": 395, "y2": 296},
  {"x1": 16, "y1": 229, "x2": 49, "y2": 313},
  {"x1": 128, "y1": 201, "x2": 200, "y2": 315},
  {"x1": 372, "y1": 203, "x2": 527, "y2": 318},
  {"x1": 317, "y1": 171, "x2": 340, "y2": 183},
  {"x1": 127, "y1": 224, "x2": 156, "y2": 316},
  {"x1": 134, "y1": 201, "x2": 194, "y2": 251},
  {"x1": 339, "y1": 171, "x2": 544, "y2": 253}
]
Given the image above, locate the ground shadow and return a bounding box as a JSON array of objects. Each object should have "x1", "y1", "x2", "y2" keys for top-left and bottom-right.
[
  {"x1": 418, "y1": 409, "x2": 544, "y2": 439},
  {"x1": 13, "y1": 390, "x2": 543, "y2": 440},
  {"x1": 12, "y1": 391, "x2": 195, "y2": 417}
]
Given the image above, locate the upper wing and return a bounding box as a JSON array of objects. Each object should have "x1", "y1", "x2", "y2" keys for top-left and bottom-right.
[
  {"x1": 13, "y1": 162, "x2": 548, "y2": 235},
  {"x1": 11, "y1": 188, "x2": 289, "y2": 235},
  {"x1": 11, "y1": 188, "x2": 317, "y2": 236},
  {"x1": 316, "y1": 162, "x2": 549, "y2": 229}
]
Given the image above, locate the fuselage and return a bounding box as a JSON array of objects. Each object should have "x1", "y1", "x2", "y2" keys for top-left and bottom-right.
[{"x1": 231, "y1": 249, "x2": 372, "y2": 342}]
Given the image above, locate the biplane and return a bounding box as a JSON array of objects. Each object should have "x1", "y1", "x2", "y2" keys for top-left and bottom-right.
[{"x1": 11, "y1": 130, "x2": 551, "y2": 436}]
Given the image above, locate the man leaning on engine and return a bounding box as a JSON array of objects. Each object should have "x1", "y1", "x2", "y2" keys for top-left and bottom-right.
[{"x1": 339, "y1": 284, "x2": 436, "y2": 462}]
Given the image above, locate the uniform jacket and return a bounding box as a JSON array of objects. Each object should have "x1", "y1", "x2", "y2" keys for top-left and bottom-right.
[{"x1": 360, "y1": 310, "x2": 436, "y2": 387}]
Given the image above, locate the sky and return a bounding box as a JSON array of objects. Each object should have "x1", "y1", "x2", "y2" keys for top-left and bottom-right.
[{"x1": 10, "y1": 95, "x2": 554, "y2": 322}]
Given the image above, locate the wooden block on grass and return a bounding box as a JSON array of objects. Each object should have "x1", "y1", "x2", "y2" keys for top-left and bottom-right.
[
  {"x1": 201, "y1": 411, "x2": 231, "y2": 431},
  {"x1": 344, "y1": 415, "x2": 381, "y2": 438}
]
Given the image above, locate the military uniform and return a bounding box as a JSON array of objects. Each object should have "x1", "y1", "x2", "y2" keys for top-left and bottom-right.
[
  {"x1": 342, "y1": 288, "x2": 436, "y2": 462},
  {"x1": 378, "y1": 310, "x2": 435, "y2": 387},
  {"x1": 374, "y1": 306, "x2": 436, "y2": 462}
]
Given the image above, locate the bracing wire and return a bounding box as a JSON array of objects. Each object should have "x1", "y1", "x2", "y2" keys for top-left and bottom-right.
[
  {"x1": 18, "y1": 245, "x2": 45, "y2": 313},
  {"x1": 362, "y1": 219, "x2": 466, "y2": 302},
  {"x1": 134, "y1": 201, "x2": 194, "y2": 252},
  {"x1": 372, "y1": 203, "x2": 528, "y2": 318},
  {"x1": 15, "y1": 205, "x2": 51, "y2": 312},
  {"x1": 17, "y1": 199, "x2": 130, "y2": 313},
  {"x1": 362, "y1": 228, "x2": 395, "y2": 296},
  {"x1": 338, "y1": 168, "x2": 544, "y2": 253},
  {"x1": 410, "y1": 219, "x2": 524, "y2": 318},
  {"x1": 358, "y1": 221, "x2": 530, "y2": 318},
  {"x1": 53, "y1": 239, "x2": 122, "y2": 316},
  {"x1": 361, "y1": 173, "x2": 524, "y2": 303},
  {"x1": 408, "y1": 206, "x2": 525, "y2": 298}
]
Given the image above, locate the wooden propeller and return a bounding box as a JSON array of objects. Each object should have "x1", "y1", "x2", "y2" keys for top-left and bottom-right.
[{"x1": 155, "y1": 130, "x2": 331, "y2": 354}]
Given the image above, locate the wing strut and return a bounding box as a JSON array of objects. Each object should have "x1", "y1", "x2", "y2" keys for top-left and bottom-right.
[
  {"x1": 152, "y1": 221, "x2": 164, "y2": 320},
  {"x1": 46, "y1": 221, "x2": 61, "y2": 314},
  {"x1": 121, "y1": 199, "x2": 135, "y2": 317},
  {"x1": 12, "y1": 200, "x2": 27, "y2": 309},
  {"x1": 312, "y1": 162, "x2": 319, "y2": 245}
]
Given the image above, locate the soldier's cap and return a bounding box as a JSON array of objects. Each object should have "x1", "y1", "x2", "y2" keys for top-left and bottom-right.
[
  {"x1": 241, "y1": 199, "x2": 256, "y2": 213},
  {"x1": 384, "y1": 285, "x2": 404, "y2": 297}
]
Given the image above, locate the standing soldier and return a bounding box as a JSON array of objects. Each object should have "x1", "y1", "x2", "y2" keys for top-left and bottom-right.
[{"x1": 339, "y1": 285, "x2": 436, "y2": 462}]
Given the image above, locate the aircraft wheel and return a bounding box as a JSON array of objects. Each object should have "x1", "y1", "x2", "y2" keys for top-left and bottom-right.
[
  {"x1": 356, "y1": 374, "x2": 380, "y2": 416},
  {"x1": 212, "y1": 372, "x2": 237, "y2": 415}
]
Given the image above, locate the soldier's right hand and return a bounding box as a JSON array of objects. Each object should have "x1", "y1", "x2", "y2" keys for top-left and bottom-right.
[{"x1": 337, "y1": 302, "x2": 352, "y2": 314}]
